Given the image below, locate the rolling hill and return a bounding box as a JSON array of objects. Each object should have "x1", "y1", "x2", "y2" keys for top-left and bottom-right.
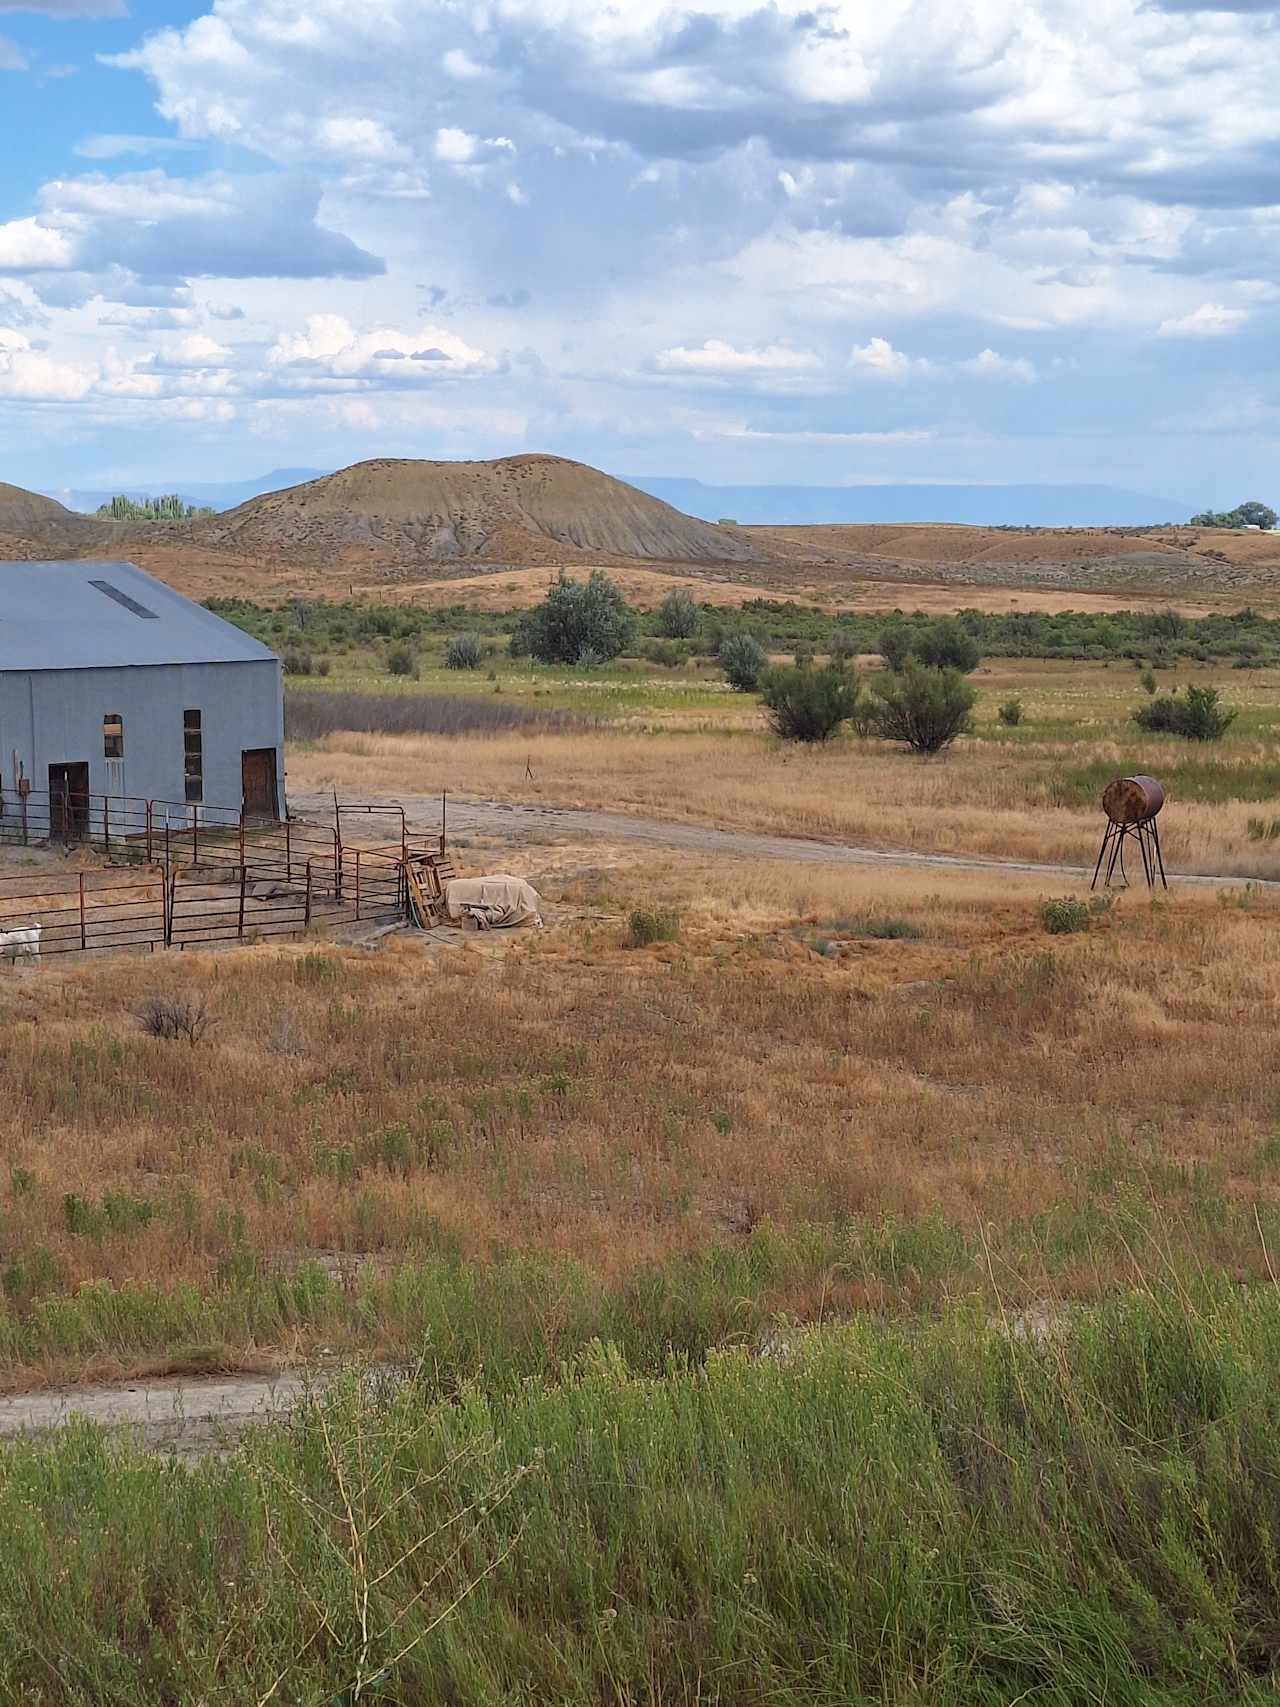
[{"x1": 194, "y1": 456, "x2": 762, "y2": 569}]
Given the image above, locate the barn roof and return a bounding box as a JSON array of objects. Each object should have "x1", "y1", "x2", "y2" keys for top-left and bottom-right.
[{"x1": 0, "y1": 560, "x2": 277, "y2": 671}]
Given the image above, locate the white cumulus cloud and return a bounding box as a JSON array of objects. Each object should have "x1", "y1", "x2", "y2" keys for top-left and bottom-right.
[{"x1": 1157, "y1": 302, "x2": 1249, "y2": 338}]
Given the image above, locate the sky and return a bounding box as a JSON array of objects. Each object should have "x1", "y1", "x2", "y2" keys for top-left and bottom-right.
[{"x1": 0, "y1": 0, "x2": 1279, "y2": 504}]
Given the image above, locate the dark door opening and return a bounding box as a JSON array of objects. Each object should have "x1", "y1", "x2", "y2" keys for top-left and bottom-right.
[
  {"x1": 48, "y1": 761, "x2": 90, "y2": 841},
  {"x1": 241, "y1": 748, "x2": 279, "y2": 821}
]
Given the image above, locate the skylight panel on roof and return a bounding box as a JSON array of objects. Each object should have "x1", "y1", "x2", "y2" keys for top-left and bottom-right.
[{"x1": 88, "y1": 579, "x2": 159, "y2": 620}]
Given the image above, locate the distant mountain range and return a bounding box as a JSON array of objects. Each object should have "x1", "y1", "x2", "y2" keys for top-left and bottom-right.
[
  {"x1": 47, "y1": 469, "x2": 327, "y2": 515},
  {"x1": 43, "y1": 468, "x2": 1188, "y2": 527},
  {"x1": 625, "y1": 478, "x2": 1188, "y2": 528}
]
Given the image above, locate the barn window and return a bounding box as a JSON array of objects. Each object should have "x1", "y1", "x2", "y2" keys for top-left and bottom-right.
[
  {"x1": 184, "y1": 709, "x2": 203, "y2": 803},
  {"x1": 103, "y1": 714, "x2": 124, "y2": 759}
]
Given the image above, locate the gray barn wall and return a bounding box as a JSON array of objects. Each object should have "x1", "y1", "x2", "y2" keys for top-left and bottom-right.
[{"x1": 0, "y1": 658, "x2": 284, "y2": 817}]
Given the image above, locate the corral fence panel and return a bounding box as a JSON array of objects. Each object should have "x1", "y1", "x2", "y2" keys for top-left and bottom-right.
[{"x1": 0, "y1": 789, "x2": 447, "y2": 962}]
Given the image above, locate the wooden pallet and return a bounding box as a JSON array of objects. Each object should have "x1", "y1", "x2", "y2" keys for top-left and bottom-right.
[{"x1": 405, "y1": 851, "x2": 459, "y2": 927}]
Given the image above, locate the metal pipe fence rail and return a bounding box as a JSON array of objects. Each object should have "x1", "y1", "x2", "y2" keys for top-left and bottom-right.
[
  {"x1": 0, "y1": 789, "x2": 452, "y2": 963},
  {"x1": 0, "y1": 867, "x2": 166, "y2": 957}
]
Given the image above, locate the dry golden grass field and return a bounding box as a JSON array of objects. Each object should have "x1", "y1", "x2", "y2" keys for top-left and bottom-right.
[
  {"x1": 2, "y1": 841, "x2": 1280, "y2": 1388},
  {"x1": 289, "y1": 656, "x2": 1280, "y2": 880}
]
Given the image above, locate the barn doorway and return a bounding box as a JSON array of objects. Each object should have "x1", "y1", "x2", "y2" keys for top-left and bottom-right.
[
  {"x1": 241, "y1": 748, "x2": 279, "y2": 821},
  {"x1": 48, "y1": 761, "x2": 90, "y2": 841}
]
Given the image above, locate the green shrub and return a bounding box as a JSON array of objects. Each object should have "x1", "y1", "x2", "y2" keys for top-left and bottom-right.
[
  {"x1": 445, "y1": 633, "x2": 484, "y2": 670},
  {"x1": 843, "y1": 913, "x2": 924, "y2": 941},
  {"x1": 879, "y1": 618, "x2": 981, "y2": 675},
  {"x1": 719, "y1": 632, "x2": 767, "y2": 693},
  {"x1": 510, "y1": 569, "x2": 637, "y2": 664},
  {"x1": 1040, "y1": 896, "x2": 1091, "y2": 934},
  {"x1": 828, "y1": 629, "x2": 859, "y2": 667},
  {"x1": 386, "y1": 643, "x2": 418, "y2": 678},
  {"x1": 759, "y1": 666, "x2": 859, "y2": 743},
  {"x1": 997, "y1": 698, "x2": 1024, "y2": 727},
  {"x1": 627, "y1": 906, "x2": 682, "y2": 946},
  {"x1": 655, "y1": 589, "x2": 700, "y2": 639},
  {"x1": 282, "y1": 650, "x2": 312, "y2": 676},
  {"x1": 642, "y1": 638, "x2": 682, "y2": 668},
  {"x1": 914, "y1": 618, "x2": 981, "y2": 674},
  {"x1": 1133, "y1": 684, "x2": 1237, "y2": 741},
  {"x1": 792, "y1": 641, "x2": 816, "y2": 669},
  {"x1": 870, "y1": 665, "x2": 976, "y2": 754},
  {"x1": 878, "y1": 623, "x2": 913, "y2": 671},
  {"x1": 1140, "y1": 668, "x2": 1157, "y2": 695}
]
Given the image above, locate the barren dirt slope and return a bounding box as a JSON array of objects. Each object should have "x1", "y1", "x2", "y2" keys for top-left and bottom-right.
[
  {"x1": 753, "y1": 521, "x2": 1280, "y2": 596},
  {"x1": 194, "y1": 455, "x2": 763, "y2": 571}
]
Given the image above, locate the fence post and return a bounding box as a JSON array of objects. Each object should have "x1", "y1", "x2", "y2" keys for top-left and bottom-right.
[
  {"x1": 442, "y1": 789, "x2": 447, "y2": 855},
  {"x1": 103, "y1": 795, "x2": 109, "y2": 852},
  {"x1": 164, "y1": 867, "x2": 175, "y2": 948},
  {"x1": 238, "y1": 863, "x2": 246, "y2": 940},
  {"x1": 355, "y1": 850, "x2": 361, "y2": 920},
  {"x1": 193, "y1": 806, "x2": 199, "y2": 867},
  {"x1": 145, "y1": 800, "x2": 153, "y2": 866},
  {"x1": 304, "y1": 861, "x2": 312, "y2": 928},
  {"x1": 286, "y1": 817, "x2": 292, "y2": 885},
  {"x1": 78, "y1": 872, "x2": 86, "y2": 951}
]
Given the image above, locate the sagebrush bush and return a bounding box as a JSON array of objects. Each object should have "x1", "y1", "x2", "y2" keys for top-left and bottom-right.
[
  {"x1": 386, "y1": 643, "x2": 418, "y2": 678},
  {"x1": 1133, "y1": 684, "x2": 1237, "y2": 741},
  {"x1": 283, "y1": 650, "x2": 312, "y2": 677},
  {"x1": 642, "y1": 639, "x2": 683, "y2": 668},
  {"x1": 655, "y1": 589, "x2": 700, "y2": 639},
  {"x1": 1040, "y1": 896, "x2": 1091, "y2": 934},
  {"x1": 627, "y1": 906, "x2": 682, "y2": 946},
  {"x1": 870, "y1": 665, "x2": 976, "y2": 754},
  {"x1": 136, "y1": 994, "x2": 215, "y2": 1045},
  {"x1": 719, "y1": 632, "x2": 767, "y2": 693},
  {"x1": 759, "y1": 665, "x2": 859, "y2": 743},
  {"x1": 445, "y1": 633, "x2": 484, "y2": 671},
  {"x1": 997, "y1": 698, "x2": 1024, "y2": 727}
]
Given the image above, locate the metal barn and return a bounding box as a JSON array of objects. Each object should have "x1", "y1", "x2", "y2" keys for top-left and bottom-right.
[{"x1": 0, "y1": 559, "x2": 284, "y2": 832}]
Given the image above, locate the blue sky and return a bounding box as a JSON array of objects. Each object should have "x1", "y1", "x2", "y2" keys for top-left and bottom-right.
[{"x1": 2, "y1": 0, "x2": 1280, "y2": 505}]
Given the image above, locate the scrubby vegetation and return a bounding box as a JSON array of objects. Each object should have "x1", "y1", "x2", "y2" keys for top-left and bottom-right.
[
  {"x1": 870, "y1": 665, "x2": 977, "y2": 753},
  {"x1": 510, "y1": 570, "x2": 636, "y2": 664},
  {"x1": 1133, "y1": 683, "x2": 1238, "y2": 741},
  {"x1": 444, "y1": 633, "x2": 485, "y2": 670},
  {"x1": 11, "y1": 1287, "x2": 1280, "y2": 1704},
  {"x1": 719, "y1": 631, "x2": 767, "y2": 692},
  {"x1": 210, "y1": 594, "x2": 1280, "y2": 672},
  {"x1": 759, "y1": 664, "x2": 859, "y2": 742}
]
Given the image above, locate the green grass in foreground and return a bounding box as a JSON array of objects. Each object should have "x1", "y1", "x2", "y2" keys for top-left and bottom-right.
[{"x1": 9, "y1": 1284, "x2": 1280, "y2": 1702}]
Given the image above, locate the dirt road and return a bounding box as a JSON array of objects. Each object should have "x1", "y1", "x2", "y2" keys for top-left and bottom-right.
[
  {"x1": 0, "y1": 1370, "x2": 331, "y2": 1459},
  {"x1": 295, "y1": 791, "x2": 1267, "y2": 889}
]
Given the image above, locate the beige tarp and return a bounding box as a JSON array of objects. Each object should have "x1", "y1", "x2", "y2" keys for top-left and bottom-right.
[{"x1": 444, "y1": 874, "x2": 543, "y2": 930}]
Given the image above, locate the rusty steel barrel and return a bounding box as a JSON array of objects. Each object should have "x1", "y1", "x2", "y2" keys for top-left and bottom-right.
[{"x1": 1101, "y1": 774, "x2": 1165, "y2": 826}]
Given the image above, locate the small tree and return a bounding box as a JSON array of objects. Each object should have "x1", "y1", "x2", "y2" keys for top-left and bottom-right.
[
  {"x1": 759, "y1": 665, "x2": 859, "y2": 743},
  {"x1": 914, "y1": 618, "x2": 981, "y2": 674},
  {"x1": 870, "y1": 665, "x2": 976, "y2": 754},
  {"x1": 386, "y1": 644, "x2": 417, "y2": 677},
  {"x1": 512, "y1": 570, "x2": 636, "y2": 664},
  {"x1": 445, "y1": 633, "x2": 484, "y2": 670},
  {"x1": 1133, "y1": 684, "x2": 1236, "y2": 741},
  {"x1": 719, "y1": 632, "x2": 767, "y2": 693},
  {"x1": 828, "y1": 629, "x2": 859, "y2": 668},
  {"x1": 878, "y1": 623, "x2": 913, "y2": 672},
  {"x1": 655, "y1": 588, "x2": 700, "y2": 639}
]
